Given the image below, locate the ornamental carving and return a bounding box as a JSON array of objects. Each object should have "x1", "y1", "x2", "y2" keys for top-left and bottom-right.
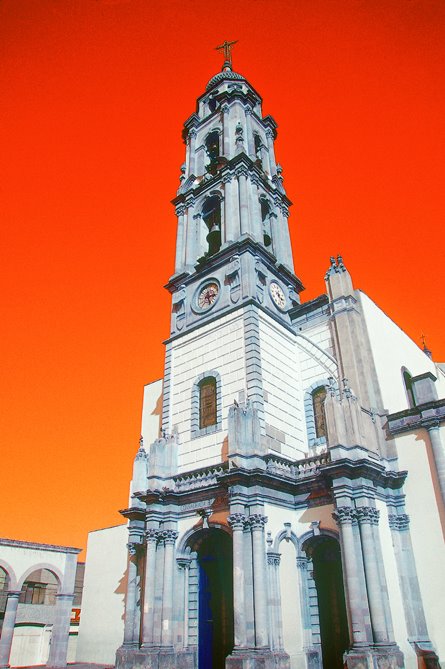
[
  {"x1": 127, "y1": 542, "x2": 139, "y2": 557},
  {"x1": 296, "y1": 557, "x2": 309, "y2": 570},
  {"x1": 145, "y1": 529, "x2": 159, "y2": 543},
  {"x1": 267, "y1": 553, "x2": 281, "y2": 566},
  {"x1": 161, "y1": 529, "x2": 179, "y2": 545},
  {"x1": 227, "y1": 513, "x2": 247, "y2": 530},
  {"x1": 388, "y1": 514, "x2": 410, "y2": 531},
  {"x1": 332, "y1": 506, "x2": 356, "y2": 525},
  {"x1": 356, "y1": 507, "x2": 380, "y2": 525},
  {"x1": 248, "y1": 514, "x2": 268, "y2": 530}
]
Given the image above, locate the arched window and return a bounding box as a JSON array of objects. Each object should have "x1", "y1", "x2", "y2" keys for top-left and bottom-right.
[
  {"x1": 312, "y1": 387, "x2": 327, "y2": 439},
  {"x1": 19, "y1": 569, "x2": 58, "y2": 606},
  {"x1": 260, "y1": 198, "x2": 272, "y2": 247},
  {"x1": 205, "y1": 131, "x2": 220, "y2": 162},
  {"x1": 199, "y1": 377, "x2": 217, "y2": 429},
  {"x1": 202, "y1": 195, "x2": 222, "y2": 256},
  {"x1": 0, "y1": 567, "x2": 9, "y2": 616},
  {"x1": 254, "y1": 133, "x2": 263, "y2": 161},
  {"x1": 403, "y1": 369, "x2": 416, "y2": 408},
  {"x1": 191, "y1": 371, "x2": 222, "y2": 438}
]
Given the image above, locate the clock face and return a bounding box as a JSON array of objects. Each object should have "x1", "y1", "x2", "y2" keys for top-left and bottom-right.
[
  {"x1": 270, "y1": 281, "x2": 286, "y2": 309},
  {"x1": 197, "y1": 282, "x2": 219, "y2": 310}
]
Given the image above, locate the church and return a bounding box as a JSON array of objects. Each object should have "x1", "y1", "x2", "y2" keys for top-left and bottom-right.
[{"x1": 81, "y1": 47, "x2": 445, "y2": 669}]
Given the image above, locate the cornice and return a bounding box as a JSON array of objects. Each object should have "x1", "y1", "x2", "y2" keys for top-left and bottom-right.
[
  {"x1": 386, "y1": 398, "x2": 445, "y2": 435},
  {"x1": 0, "y1": 537, "x2": 81, "y2": 554}
]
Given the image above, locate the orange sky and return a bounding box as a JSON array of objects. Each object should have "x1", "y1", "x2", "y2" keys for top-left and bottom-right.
[{"x1": 1, "y1": 0, "x2": 444, "y2": 557}]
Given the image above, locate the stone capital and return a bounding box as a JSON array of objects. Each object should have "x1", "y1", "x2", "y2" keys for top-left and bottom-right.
[
  {"x1": 235, "y1": 166, "x2": 249, "y2": 179},
  {"x1": 388, "y1": 513, "x2": 410, "y2": 531},
  {"x1": 161, "y1": 529, "x2": 179, "y2": 545},
  {"x1": 248, "y1": 513, "x2": 268, "y2": 530},
  {"x1": 145, "y1": 528, "x2": 159, "y2": 543},
  {"x1": 228, "y1": 512, "x2": 247, "y2": 530},
  {"x1": 356, "y1": 506, "x2": 380, "y2": 525},
  {"x1": 175, "y1": 205, "x2": 186, "y2": 217},
  {"x1": 332, "y1": 506, "x2": 357, "y2": 525},
  {"x1": 176, "y1": 557, "x2": 192, "y2": 569},
  {"x1": 267, "y1": 552, "x2": 281, "y2": 566},
  {"x1": 127, "y1": 542, "x2": 140, "y2": 557},
  {"x1": 296, "y1": 557, "x2": 309, "y2": 570}
]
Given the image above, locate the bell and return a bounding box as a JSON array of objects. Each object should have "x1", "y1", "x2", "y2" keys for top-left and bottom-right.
[{"x1": 206, "y1": 225, "x2": 221, "y2": 256}]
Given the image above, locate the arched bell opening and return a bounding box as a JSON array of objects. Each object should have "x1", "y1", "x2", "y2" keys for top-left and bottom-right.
[
  {"x1": 260, "y1": 198, "x2": 272, "y2": 248},
  {"x1": 202, "y1": 195, "x2": 222, "y2": 257},
  {"x1": 188, "y1": 527, "x2": 234, "y2": 669},
  {"x1": 302, "y1": 535, "x2": 349, "y2": 669}
]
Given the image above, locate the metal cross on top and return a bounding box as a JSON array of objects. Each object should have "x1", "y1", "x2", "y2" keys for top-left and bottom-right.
[{"x1": 215, "y1": 40, "x2": 238, "y2": 67}]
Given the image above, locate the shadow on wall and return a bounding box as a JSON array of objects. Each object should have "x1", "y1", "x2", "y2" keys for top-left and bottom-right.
[{"x1": 114, "y1": 568, "x2": 128, "y2": 623}]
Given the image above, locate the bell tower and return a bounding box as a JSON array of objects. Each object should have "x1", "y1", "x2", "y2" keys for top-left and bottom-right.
[{"x1": 162, "y1": 49, "x2": 307, "y2": 472}]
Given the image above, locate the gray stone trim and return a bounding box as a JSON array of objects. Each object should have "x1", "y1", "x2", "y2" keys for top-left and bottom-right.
[
  {"x1": 388, "y1": 513, "x2": 410, "y2": 531},
  {"x1": 161, "y1": 343, "x2": 172, "y2": 432},
  {"x1": 191, "y1": 370, "x2": 222, "y2": 438},
  {"x1": 243, "y1": 305, "x2": 265, "y2": 424},
  {"x1": 386, "y1": 398, "x2": 445, "y2": 434},
  {"x1": 0, "y1": 538, "x2": 81, "y2": 554}
]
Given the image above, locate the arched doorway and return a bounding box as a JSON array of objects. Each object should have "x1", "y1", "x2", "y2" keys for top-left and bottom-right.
[
  {"x1": 305, "y1": 536, "x2": 349, "y2": 669},
  {"x1": 192, "y1": 528, "x2": 234, "y2": 669}
]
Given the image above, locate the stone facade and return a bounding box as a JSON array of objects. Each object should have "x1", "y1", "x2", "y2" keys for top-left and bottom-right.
[{"x1": 114, "y1": 59, "x2": 445, "y2": 669}]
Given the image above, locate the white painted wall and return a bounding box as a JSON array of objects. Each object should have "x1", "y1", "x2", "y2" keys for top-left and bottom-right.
[
  {"x1": 359, "y1": 292, "x2": 445, "y2": 412},
  {"x1": 259, "y1": 312, "x2": 305, "y2": 458},
  {"x1": 167, "y1": 311, "x2": 246, "y2": 472},
  {"x1": 394, "y1": 432, "x2": 445, "y2": 663},
  {"x1": 76, "y1": 524, "x2": 127, "y2": 664},
  {"x1": 141, "y1": 378, "x2": 163, "y2": 446}
]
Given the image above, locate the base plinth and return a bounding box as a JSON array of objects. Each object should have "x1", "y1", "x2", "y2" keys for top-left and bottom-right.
[
  {"x1": 226, "y1": 649, "x2": 289, "y2": 669},
  {"x1": 115, "y1": 646, "x2": 195, "y2": 669},
  {"x1": 344, "y1": 646, "x2": 404, "y2": 669}
]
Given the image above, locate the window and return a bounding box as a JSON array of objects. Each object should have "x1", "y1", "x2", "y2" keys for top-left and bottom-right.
[
  {"x1": 205, "y1": 131, "x2": 220, "y2": 162},
  {"x1": 403, "y1": 370, "x2": 416, "y2": 408},
  {"x1": 19, "y1": 569, "x2": 58, "y2": 606},
  {"x1": 260, "y1": 198, "x2": 272, "y2": 247},
  {"x1": 202, "y1": 195, "x2": 222, "y2": 256},
  {"x1": 191, "y1": 371, "x2": 222, "y2": 438},
  {"x1": 199, "y1": 377, "x2": 217, "y2": 429},
  {"x1": 312, "y1": 387, "x2": 327, "y2": 439}
]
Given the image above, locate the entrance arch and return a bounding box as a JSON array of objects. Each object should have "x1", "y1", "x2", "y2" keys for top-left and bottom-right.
[
  {"x1": 303, "y1": 535, "x2": 349, "y2": 669},
  {"x1": 188, "y1": 528, "x2": 234, "y2": 669}
]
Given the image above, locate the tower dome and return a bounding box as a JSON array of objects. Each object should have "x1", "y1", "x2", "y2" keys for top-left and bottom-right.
[{"x1": 206, "y1": 67, "x2": 246, "y2": 91}]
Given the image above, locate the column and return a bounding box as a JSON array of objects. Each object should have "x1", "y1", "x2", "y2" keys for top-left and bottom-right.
[
  {"x1": 47, "y1": 551, "x2": 78, "y2": 668},
  {"x1": 249, "y1": 514, "x2": 269, "y2": 649},
  {"x1": 188, "y1": 129, "x2": 197, "y2": 176},
  {"x1": 0, "y1": 591, "x2": 20, "y2": 668},
  {"x1": 122, "y1": 542, "x2": 141, "y2": 648},
  {"x1": 152, "y1": 537, "x2": 165, "y2": 647},
  {"x1": 356, "y1": 507, "x2": 391, "y2": 644},
  {"x1": 245, "y1": 106, "x2": 255, "y2": 157},
  {"x1": 296, "y1": 557, "x2": 312, "y2": 651},
  {"x1": 177, "y1": 557, "x2": 191, "y2": 648},
  {"x1": 427, "y1": 423, "x2": 445, "y2": 504},
  {"x1": 174, "y1": 205, "x2": 186, "y2": 274},
  {"x1": 267, "y1": 553, "x2": 283, "y2": 651},
  {"x1": 280, "y1": 208, "x2": 294, "y2": 271},
  {"x1": 237, "y1": 167, "x2": 250, "y2": 237},
  {"x1": 265, "y1": 129, "x2": 277, "y2": 175},
  {"x1": 250, "y1": 176, "x2": 264, "y2": 243},
  {"x1": 223, "y1": 175, "x2": 237, "y2": 244},
  {"x1": 161, "y1": 529, "x2": 178, "y2": 648},
  {"x1": 222, "y1": 105, "x2": 231, "y2": 158},
  {"x1": 333, "y1": 506, "x2": 370, "y2": 648},
  {"x1": 47, "y1": 593, "x2": 75, "y2": 668},
  {"x1": 141, "y1": 529, "x2": 159, "y2": 647},
  {"x1": 388, "y1": 512, "x2": 429, "y2": 639},
  {"x1": 243, "y1": 516, "x2": 255, "y2": 647},
  {"x1": 228, "y1": 513, "x2": 247, "y2": 648},
  {"x1": 185, "y1": 201, "x2": 197, "y2": 269}
]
